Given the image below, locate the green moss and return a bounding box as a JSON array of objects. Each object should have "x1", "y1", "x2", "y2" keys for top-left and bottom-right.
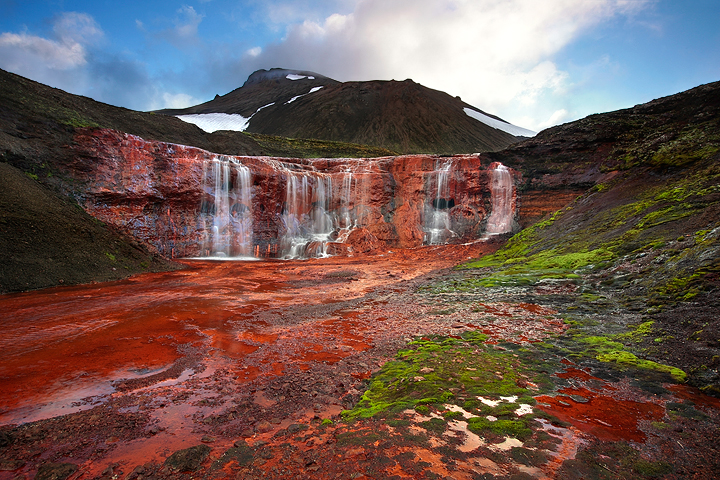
[
  {"x1": 615, "y1": 321, "x2": 655, "y2": 343},
  {"x1": 443, "y1": 411, "x2": 464, "y2": 420},
  {"x1": 335, "y1": 430, "x2": 385, "y2": 446},
  {"x1": 245, "y1": 132, "x2": 398, "y2": 158},
  {"x1": 420, "y1": 417, "x2": 447, "y2": 434},
  {"x1": 460, "y1": 210, "x2": 565, "y2": 270},
  {"x1": 467, "y1": 417, "x2": 532, "y2": 440},
  {"x1": 596, "y1": 350, "x2": 686, "y2": 382},
  {"x1": 341, "y1": 335, "x2": 549, "y2": 421},
  {"x1": 632, "y1": 459, "x2": 673, "y2": 477}
]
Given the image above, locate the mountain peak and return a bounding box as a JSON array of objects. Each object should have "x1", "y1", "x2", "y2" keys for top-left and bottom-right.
[
  {"x1": 243, "y1": 68, "x2": 335, "y2": 87},
  {"x1": 161, "y1": 68, "x2": 532, "y2": 154}
]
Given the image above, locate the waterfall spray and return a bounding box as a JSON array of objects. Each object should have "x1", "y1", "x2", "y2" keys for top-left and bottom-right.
[{"x1": 485, "y1": 163, "x2": 514, "y2": 235}]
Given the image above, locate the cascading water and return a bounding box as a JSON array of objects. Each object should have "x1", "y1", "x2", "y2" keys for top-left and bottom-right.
[
  {"x1": 194, "y1": 155, "x2": 513, "y2": 259},
  {"x1": 340, "y1": 169, "x2": 354, "y2": 228},
  {"x1": 231, "y1": 164, "x2": 253, "y2": 256},
  {"x1": 485, "y1": 163, "x2": 515, "y2": 235},
  {"x1": 279, "y1": 171, "x2": 334, "y2": 258},
  {"x1": 425, "y1": 160, "x2": 455, "y2": 244},
  {"x1": 200, "y1": 157, "x2": 254, "y2": 258}
]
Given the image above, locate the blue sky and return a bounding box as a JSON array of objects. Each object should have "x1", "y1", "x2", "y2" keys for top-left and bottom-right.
[{"x1": 1, "y1": 0, "x2": 718, "y2": 132}]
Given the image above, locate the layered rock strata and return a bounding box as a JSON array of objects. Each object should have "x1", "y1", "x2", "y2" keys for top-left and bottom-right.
[{"x1": 69, "y1": 128, "x2": 519, "y2": 258}]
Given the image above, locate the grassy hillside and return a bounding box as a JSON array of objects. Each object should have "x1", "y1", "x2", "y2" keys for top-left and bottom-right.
[{"x1": 436, "y1": 81, "x2": 720, "y2": 394}]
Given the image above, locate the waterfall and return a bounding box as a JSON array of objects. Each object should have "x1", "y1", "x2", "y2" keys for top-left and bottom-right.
[
  {"x1": 340, "y1": 169, "x2": 354, "y2": 228},
  {"x1": 425, "y1": 160, "x2": 455, "y2": 244},
  {"x1": 200, "y1": 157, "x2": 254, "y2": 258},
  {"x1": 231, "y1": 164, "x2": 253, "y2": 256},
  {"x1": 279, "y1": 171, "x2": 334, "y2": 259},
  {"x1": 485, "y1": 163, "x2": 514, "y2": 235}
]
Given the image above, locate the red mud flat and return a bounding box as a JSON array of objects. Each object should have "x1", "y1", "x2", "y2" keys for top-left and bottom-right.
[
  {"x1": 0, "y1": 243, "x2": 496, "y2": 477},
  {"x1": 1, "y1": 242, "x2": 720, "y2": 479}
]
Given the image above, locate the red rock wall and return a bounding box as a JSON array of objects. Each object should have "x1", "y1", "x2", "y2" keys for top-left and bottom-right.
[{"x1": 68, "y1": 129, "x2": 519, "y2": 258}]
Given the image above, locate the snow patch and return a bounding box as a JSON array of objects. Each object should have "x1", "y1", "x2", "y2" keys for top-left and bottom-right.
[
  {"x1": 286, "y1": 74, "x2": 315, "y2": 80},
  {"x1": 286, "y1": 86, "x2": 324, "y2": 104},
  {"x1": 176, "y1": 113, "x2": 249, "y2": 133},
  {"x1": 463, "y1": 107, "x2": 536, "y2": 137},
  {"x1": 176, "y1": 102, "x2": 279, "y2": 133}
]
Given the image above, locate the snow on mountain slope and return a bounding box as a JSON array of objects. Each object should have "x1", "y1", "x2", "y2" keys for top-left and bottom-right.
[
  {"x1": 287, "y1": 86, "x2": 324, "y2": 104},
  {"x1": 463, "y1": 107, "x2": 536, "y2": 137},
  {"x1": 177, "y1": 87, "x2": 325, "y2": 132},
  {"x1": 176, "y1": 102, "x2": 275, "y2": 133},
  {"x1": 176, "y1": 113, "x2": 250, "y2": 133},
  {"x1": 286, "y1": 74, "x2": 315, "y2": 80}
]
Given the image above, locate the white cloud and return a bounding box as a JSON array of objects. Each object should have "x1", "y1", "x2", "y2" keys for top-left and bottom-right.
[
  {"x1": 536, "y1": 109, "x2": 571, "y2": 130},
  {"x1": 0, "y1": 12, "x2": 101, "y2": 72},
  {"x1": 156, "y1": 5, "x2": 205, "y2": 49},
  {"x1": 161, "y1": 92, "x2": 201, "y2": 109},
  {"x1": 175, "y1": 6, "x2": 204, "y2": 39},
  {"x1": 0, "y1": 32, "x2": 87, "y2": 70},
  {"x1": 52, "y1": 11, "x2": 103, "y2": 46},
  {"x1": 246, "y1": 0, "x2": 652, "y2": 130}
]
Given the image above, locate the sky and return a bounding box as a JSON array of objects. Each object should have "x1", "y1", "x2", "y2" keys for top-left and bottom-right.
[{"x1": 0, "y1": 0, "x2": 718, "y2": 132}]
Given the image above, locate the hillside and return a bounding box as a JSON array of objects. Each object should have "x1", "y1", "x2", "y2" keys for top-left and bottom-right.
[
  {"x1": 446, "y1": 80, "x2": 720, "y2": 394},
  {"x1": 0, "y1": 67, "x2": 394, "y2": 174},
  {"x1": 159, "y1": 68, "x2": 531, "y2": 154},
  {"x1": 0, "y1": 162, "x2": 181, "y2": 293}
]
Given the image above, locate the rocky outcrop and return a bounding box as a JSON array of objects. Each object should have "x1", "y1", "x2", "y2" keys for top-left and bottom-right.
[{"x1": 68, "y1": 128, "x2": 519, "y2": 258}]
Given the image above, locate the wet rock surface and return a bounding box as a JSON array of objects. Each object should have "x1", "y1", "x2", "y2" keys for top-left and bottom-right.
[{"x1": 65, "y1": 129, "x2": 518, "y2": 258}]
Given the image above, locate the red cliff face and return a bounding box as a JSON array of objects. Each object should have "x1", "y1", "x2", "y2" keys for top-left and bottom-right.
[{"x1": 68, "y1": 129, "x2": 519, "y2": 258}]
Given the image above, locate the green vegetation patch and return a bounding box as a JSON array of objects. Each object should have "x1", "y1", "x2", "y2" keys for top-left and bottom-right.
[
  {"x1": 563, "y1": 324, "x2": 687, "y2": 382},
  {"x1": 245, "y1": 132, "x2": 398, "y2": 158},
  {"x1": 596, "y1": 351, "x2": 686, "y2": 382},
  {"x1": 342, "y1": 333, "x2": 555, "y2": 441}
]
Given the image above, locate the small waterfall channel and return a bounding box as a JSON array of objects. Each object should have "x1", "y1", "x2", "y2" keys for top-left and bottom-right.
[
  {"x1": 279, "y1": 169, "x2": 334, "y2": 259},
  {"x1": 200, "y1": 157, "x2": 253, "y2": 258},
  {"x1": 485, "y1": 163, "x2": 515, "y2": 235},
  {"x1": 424, "y1": 159, "x2": 456, "y2": 245}
]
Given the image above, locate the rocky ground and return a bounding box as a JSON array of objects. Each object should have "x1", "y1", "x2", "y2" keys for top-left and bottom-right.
[{"x1": 1, "y1": 242, "x2": 719, "y2": 479}]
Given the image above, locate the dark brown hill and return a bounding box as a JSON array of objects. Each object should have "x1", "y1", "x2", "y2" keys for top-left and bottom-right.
[
  {"x1": 158, "y1": 68, "x2": 530, "y2": 154},
  {"x1": 0, "y1": 162, "x2": 180, "y2": 293},
  {"x1": 492, "y1": 80, "x2": 720, "y2": 189}
]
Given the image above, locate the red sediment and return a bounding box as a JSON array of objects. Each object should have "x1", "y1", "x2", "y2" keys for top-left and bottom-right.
[
  {"x1": 517, "y1": 302, "x2": 558, "y2": 315},
  {"x1": 535, "y1": 386, "x2": 664, "y2": 442},
  {"x1": 667, "y1": 384, "x2": 720, "y2": 413}
]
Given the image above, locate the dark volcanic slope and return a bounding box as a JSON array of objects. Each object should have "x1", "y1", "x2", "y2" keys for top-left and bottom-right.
[
  {"x1": 160, "y1": 68, "x2": 526, "y2": 154},
  {"x1": 0, "y1": 68, "x2": 266, "y2": 161},
  {"x1": 492, "y1": 80, "x2": 720, "y2": 189},
  {"x1": 472, "y1": 80, "x2": 720, "y2": 392},
  {"x1": 160, "y1": 68, "x2": 338, "y2": 116},
  {"x1": 0, "y1": 162, "x2": 180, "y2": 293}
]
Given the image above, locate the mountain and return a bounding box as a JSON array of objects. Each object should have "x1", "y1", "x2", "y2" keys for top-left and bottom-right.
[{"x1": 158, "y1": 68, "x2": 533, "y2": 154}]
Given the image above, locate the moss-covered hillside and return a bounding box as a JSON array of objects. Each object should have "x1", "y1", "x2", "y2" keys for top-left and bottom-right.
[{"x1": 450, "y1": 81, "x2": 720, "y2": 394}]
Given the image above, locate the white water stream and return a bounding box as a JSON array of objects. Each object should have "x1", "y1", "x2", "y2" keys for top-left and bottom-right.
[{"x1": 485, "y1": 164, "x2": 515, "y2": 235}]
